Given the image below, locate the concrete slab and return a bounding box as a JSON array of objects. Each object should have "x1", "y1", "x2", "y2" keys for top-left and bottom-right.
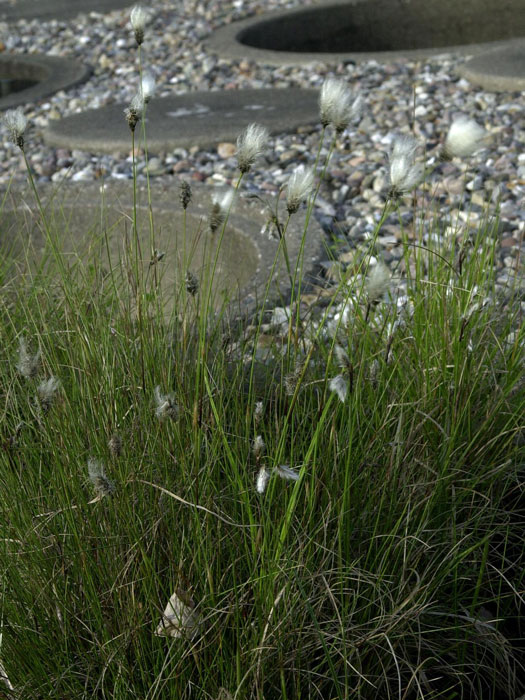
[
  {"x1": 205, "y1": 0, "x2": 525, "y2": 66},
  {"x1": 0, "y1": 181, "x2": 323, "y2": 313},
  {"x1": 457, "y1": 41, "x2": 525, "y2": 92},
  {"x1": 43, "y1": 89, "x2": 320, "y2": 154},
  {"x1": 0, "y1": 54, "x2": 91, "y2": 109},
  {"x1": 0, "y1": 0, "x2": 132, "y2": 22}
]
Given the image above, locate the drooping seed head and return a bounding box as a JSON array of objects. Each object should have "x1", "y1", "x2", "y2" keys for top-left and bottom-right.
[
  {"x1": 365, "y1": 261, "x2": 390, "y2": 303},
  {"x1": 274, "y1": 464, "x2": 300, "y2": 482},
  {"x1": 87, "y1": 458, "x2": 115, "y2": 498},
  {"x1": 16, "y1": 337, "x2": 40, "y2": 379},
  {"x1": 124, "y1": 91, "x2": 145, "y2": 132},
  {"x1": 329, "y1": 375, "x2": 348, "y2": 403},
  {"x1": 108, "y1": 433, "x2": 123, "y2": 457},
  {"x1": 286, "y1": 165, "x2": 316, "y2": 215},
  {"x1": 154, "y1": 385, "x2": 179, "y2": 421},
  {"x1": 209, "y1": 189, "x2": 234, "y2": 233},
  {"x1": 236, "y1": 123, "x2": 269, "y2": 173},
  {"x1": 130, "y1": 5, "x2": 148, "y2": 45},
  {"x1": 140, "y1": 72, "x2": 156, "y2": 103},
  {"x1": 256, "y1": 466, "x2": 271, "y2": 494},
  {"x1": 4, "y1": 107, "x2": 27, "y2": 149},
  {"x1": 252, "y1": 435, "x2": 265, "y2": 460},
  {"x1": 37, "y1": 376, "x2": 61, "y2": 412},
  {"x1": 441, "y1": 116, "x2": 488, "y2": 160}
]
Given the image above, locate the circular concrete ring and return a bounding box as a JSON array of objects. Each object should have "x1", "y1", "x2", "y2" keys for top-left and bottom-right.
[
  {"x1": 43, "y1": 89, "x2": 320, "y2": 154},
  {"x1": 457, "y1": 41, "x2": 525, "y2": 92},
  {"x1": 0, "y1": 0, "x2": 132, "y2": 22},
  {"x1": 205, "y1": 0, "x2": 525, "y2": 66},
  {"x1": 0, "y1": 181, "x2": 323, "y2": 314},
  {"x1": 0, "y1": 54, "x2": 91, "y2": 110}
]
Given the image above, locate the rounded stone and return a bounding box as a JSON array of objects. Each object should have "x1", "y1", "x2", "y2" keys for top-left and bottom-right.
[
  {"x1": 206, "y1": 0, "x2": 525, "y2": 66},
  {"x1": 0, "y1": 0, "x2": 132, "y2": 21},
  {"x1": 0, "y1": 181, "x2": 323, "y2": 314},
  {"x1": 43, "y1": 89, "x2": 320, "y2": 155},
  {"x1": 457, "y1": 41, "x2": 525, "y2": 91},
  {"x1": 0, "y1": 54, "x2": 91, "y2": 110}
]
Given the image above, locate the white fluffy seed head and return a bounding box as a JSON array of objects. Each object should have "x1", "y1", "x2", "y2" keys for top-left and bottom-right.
[
  {"x1": 124, "y1": 92, "x2": 144, "y2": 131},
  {"x1": 366, "y1": 262, "x2": 391, "y2": 302},
  {"x1": 87, "y1": 458, "x2": 115, "y2": 497},
  {"x1": 252, "y1": 435, "x2": 265, "y2": 459},
  {"x1": 274, "y1": 464, "x2": 300, "y2": 482},
  {"x1": 319, "y1": 78, "x2": 362, "y2": 133},
  {"x1": 388, "y1": 136, "x2": 424, "y2": 197},
  {"x1": 256, "y1": 467, "x2": 271, "y2": 494},
  {"x1": 16, "y1": 337, "x2": 40, "y2": 379},
  {"x1": 442, "y1": 116, "x2": 488, "y2": 160},
  {"x1": 236, "y1": 123, "x2": 269, "y2": 173},
  {"x1": 140, "y1": 72, "x2": 156, "y2": 103},
  {"x1": 130, "y1": 5, "x2": 148, "y2": 44},
  {"x1": 4, "y1": 107, "x2": 27, "y2": 148},
  {"x1": 329, "y1": 375, "x2": 348, "y2": 403},
  {"x1": 154, "y1": 386, "x2": 179, "y2": 421},
  {"x1": 210, "y1": 188, "x2": 235, "y2": 233},
  {"x1": 286, "y1": 165, "x2": 315, "y2": 214},
  {"x1": 37, "y1": 376, "x2": 61, "y2": 410}
]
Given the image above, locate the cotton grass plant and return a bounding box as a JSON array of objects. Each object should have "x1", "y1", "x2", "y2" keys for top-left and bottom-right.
[{"x1": 0, "y1": 15, "x2": 524, "y2": 700}]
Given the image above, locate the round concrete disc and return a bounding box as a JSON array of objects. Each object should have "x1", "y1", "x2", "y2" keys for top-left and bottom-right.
[
  {"x1": 457, "y1": 41, "x2": 525, "y2": 91},
  {"x1": 0, "y1": 0, "x2": 132, "y2": 22},
  {"x1": 43, "y1": 89, "x2": 320, "y2": 154}
]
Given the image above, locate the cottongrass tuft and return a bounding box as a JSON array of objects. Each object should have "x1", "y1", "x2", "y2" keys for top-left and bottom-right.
[
  {"x1": 255, "y1": 466, "x2": 271, "y2": 494},
  {"x1": 36, "y1": 377, "x2": 61, "y2": 412},
  {"x1": 130, "y1": 5, "x2": 148, "y2": 45},
  {"x1": 236, "y1": 123, "x2": 269, "y2": 173},
  {"x1": 209, "y1": 189, "x2": 234, "y2": 233},
  {"x1": 388, "y1": 134, "x2": 424, "y2": 198},
  {"x1": 441, "y1": 116, "x2": 488, "y2": 160},
  {"x1": 286, "y1": 165, "x2": 315, "y2": 215},
  {"x1": 16, "y1": 337, "x2": 40, "y2": 379},
  {"x1": 154, "y1": 386, "x2": 179, "y2": 421},
  {"x1": 334, "y1": 344, "x2": 351, "y2": 370},
  {"x1": 87, "y1": 458, "x2": 115, "y2": 498},
  {"x1": 4, "y1": 107, "x2": 27, "y2": 149},
  {"x1": 140, "y1": 72, "x2": 156, "y2": 103},
  {"x1": 124, "y1": 92, "x2": 145, "y2": 132},
  {"x1": 365, "y1": 261, "x2": 391, "y2": 303},
  {"x1": 108, "y1": 433, "x2": 123, "y2": 458},
  {"x1": 274, "y1": 464, "x2": 300, "y2": 482},
  {"x1": 155, "y1": 589, "x2": 201, "y2": 639},
  {"x1": 252, "y1": 435, "x2": 265, "y2": 460},
  {"x1": 319, "y1": 77, "x2": 363, "y2": 133},
  {"x1": 329, "y1": 374, "x2": 348, "y2": 403},
  {"x1": 254, "y1": 401, "x2": 264, "y2": 426}
]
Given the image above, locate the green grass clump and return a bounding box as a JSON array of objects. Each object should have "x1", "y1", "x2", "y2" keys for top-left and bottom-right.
[
  {"x1": 0, "y1": 188, "x2": 523, "y2": 700},
  {"x1": 0, "y1": 15, "x2": 524, "y2": 697}
]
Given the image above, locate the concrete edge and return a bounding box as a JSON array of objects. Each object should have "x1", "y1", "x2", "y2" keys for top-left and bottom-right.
[
  {"x1": 0, "y1": 181, "x2": 325, "y2": 314},
  {"x1": 205, "y1": 2, "x2": 525, "y2": 66},
  {"x1": 456, "y1": 43, "x2": 525, "y2": 92},
  {"x1": 0, "y1": 54, "x2": 92, "y2": 110}
]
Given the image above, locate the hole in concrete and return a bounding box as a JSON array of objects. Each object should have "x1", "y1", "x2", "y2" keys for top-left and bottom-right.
[
  {"x1": 237, "y1": 0, "x2": 525, "y2": 54},
  {"x1": 0, "y1": 77, "x2": 38, "y2": 98},
  {"x1": 0, "y1": 55, "x2": 90, "y2": 110}
]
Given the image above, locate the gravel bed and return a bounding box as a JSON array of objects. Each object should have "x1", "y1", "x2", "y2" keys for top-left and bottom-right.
[{"x1": 0, "y1": 0, "x2": 523, "y2": 301}]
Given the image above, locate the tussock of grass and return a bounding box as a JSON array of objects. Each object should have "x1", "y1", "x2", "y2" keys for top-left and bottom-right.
[{"x1": 0, "y1": 17, "x2": 524, "y2": 699}]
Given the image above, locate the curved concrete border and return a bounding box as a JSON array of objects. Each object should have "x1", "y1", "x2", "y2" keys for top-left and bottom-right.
[
  {"x1": 0, "y1": 0, "x2": 132, "y2": 22},
  {"x1": 0, "y1": 54, "x2": 91, "y2": 110},
  {"x1": 457, "y1": 41, "x2": 525, "y2": 92},
  {"x1": 205, "y1": 0, "x2": 525, "y2": 66},
  {"x1": 0, "y1": 181, "x2": 324, "y2": 313}
]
